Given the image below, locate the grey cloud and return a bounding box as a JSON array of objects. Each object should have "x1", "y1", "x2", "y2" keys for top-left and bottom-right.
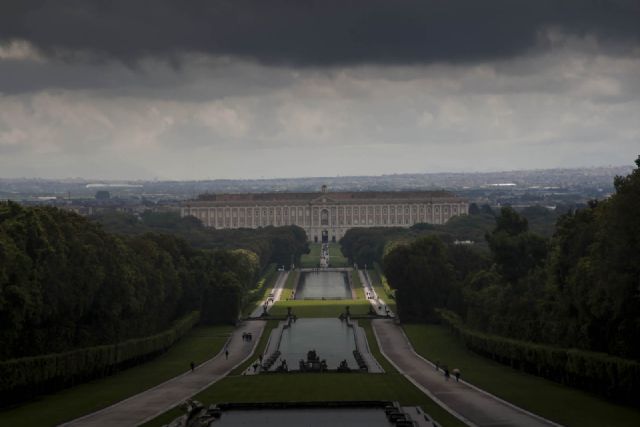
[
  {"x1": 1, "y1": 0, "x2": 639, "y2": 67},
  {"x1": 0, "y1": 55, "x2": 300, "y2": 96},
  {"x1": 1, "y1": 44, "x2": 638, "y2": 180}
]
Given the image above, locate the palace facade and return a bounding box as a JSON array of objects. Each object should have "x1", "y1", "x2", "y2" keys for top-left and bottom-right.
[{"x1": 181, "y1": 186, "x2": 468, "y2": 242}]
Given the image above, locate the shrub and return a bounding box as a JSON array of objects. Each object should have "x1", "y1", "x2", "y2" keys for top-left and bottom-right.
[
  {"x1": 436, "y1": 309, "x2": 640, "y2": 405},
  {"x1": 0, "y1": 311, "x2": 199, "y2": 406}
]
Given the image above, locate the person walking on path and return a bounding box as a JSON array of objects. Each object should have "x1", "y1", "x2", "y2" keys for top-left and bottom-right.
[
  {"x1": 190, "y1": 361, "x2": 195, "y2": 372},
  {"x1": 453, "y1": 368, "x2": 461, "y2": 382},
  {"x1": 444, "y1": 366, "x2": 450, "y2": 381},
  {"x1": 225, "y1": 349, "x2": 229, "y2": 360}
]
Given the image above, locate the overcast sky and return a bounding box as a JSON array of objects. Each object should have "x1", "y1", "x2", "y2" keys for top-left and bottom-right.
[{"x1": 1, "y1": 0, "x2": 639, "y2": 180}]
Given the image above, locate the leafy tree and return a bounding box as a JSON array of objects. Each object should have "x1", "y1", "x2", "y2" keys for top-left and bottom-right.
[
  {"x1": 384, "y1": 236, "x2": 456, "y2": 321},
  {"x1": 468, "y1": 202, "x2": 480, "y2": 215},
  {"x1": 0, "y1": 203, "x2": 277, "y2": 360},
  {"x1": 486, "y1": 207, "x2": 548, "y2": 282}
]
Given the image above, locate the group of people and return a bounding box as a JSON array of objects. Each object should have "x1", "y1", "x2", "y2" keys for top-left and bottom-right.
[
  {"x1": 242, "y1": 332, "x2": 253, "y2": 342},
  {"x1": 276, "y1": 358, "x2": 289, "y2": 372},
  {"x1": 252, "y1": 355, "x2": 264, "y2": 373},
  {"x1": 319, "y1": 243, "x2": 330, "y2": 268},
  {"x1": 337, "y1": 359, "x2": 350, "y2": 371},
  {"x1": 435, "y1": 361, "x2": 461, "y2": 382}
]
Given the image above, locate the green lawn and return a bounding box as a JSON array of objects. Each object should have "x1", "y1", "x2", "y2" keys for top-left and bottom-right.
[
  {"x1": 269, "y1": 299, "x2": 372, "y2": 318},
  {"x1": 0, "y1": 325, "x2": 234, "y2": 427},
  {"x1": 284, "y1": 270, "x2": 299, "y2": 290},
  {"x1": 300, "y1": 243, "x2": 349, "y2": 268},
  {"x1": 351, "y1": 269, "x2": 365, "y2": 299},
  {"x1": 142, "y1": 320, "x2": 465, "y2": 427},
  {"x1": 327, "y1": 243, "x2": 349, "y2": 267},
  {"x1": 403, "y1": 324, "x2": 640, "y2": 427},
  {"x1": 300, "y1": 243, "x2": 321, "y2": 268}
]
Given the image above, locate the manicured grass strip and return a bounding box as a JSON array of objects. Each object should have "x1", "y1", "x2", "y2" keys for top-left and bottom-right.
[
  {"x1": 360, "y1": 320, "x2": 395, "y2": 373},
  {"x1": 284, "y1": 270, "x2": 299, "y2": 290},
  {"x1": 300, "y1": 243, "x2": 321, "y2": 268},
  {"x1": 352, "y1": 269, "x2": 365, "y2": 299},
  {"x1": 403, "y1": 324, "x2": 640, "y2": 427},
  {"x1": 269, "y1": 299, "x2": 371, "y2": 318},
  {"x1": 280, "y1": 270, "x2": 300, "y2": 300},
  {"x1": 328, "y1": 243, "x2": 349, "y2": 267},
  {"x1": 0, "y1": 325, "x2": 234, "y2": 427},
  {"x1": 300, "y1": 243, "x2": 349, "y2": 268}
]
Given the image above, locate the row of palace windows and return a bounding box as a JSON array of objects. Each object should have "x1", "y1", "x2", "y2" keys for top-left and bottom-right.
[{"x1": 186, "y1": 203, "x2": 464, "y2": 228}]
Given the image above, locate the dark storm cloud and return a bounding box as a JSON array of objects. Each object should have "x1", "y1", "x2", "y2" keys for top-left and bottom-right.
[{"x1": 1, "y1": 0, "x2": 639, "y2": 66}]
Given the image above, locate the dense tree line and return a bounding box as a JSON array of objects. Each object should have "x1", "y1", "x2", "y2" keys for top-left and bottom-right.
[
  {"x1": 381, "y1": 156, "x2": 640, "y2": 361},
  {"x1": 1, "y1": 311, "x2": 200, "y2": 406},
  {"x1": 339, "y1": 203, "x2": 557, "y2": 267},
  {"x1": 437, "y1": 308, "x2": 640, "y2": 404},
  {"x1": 92, "y1": 211, "x2": 309, "y2": 270},
  {"x1": 0, "y1": 203, "x2": 295, "y2": 360},
  {"x1": 376, "y1": 157, "x2": 640, "y2": 401}
]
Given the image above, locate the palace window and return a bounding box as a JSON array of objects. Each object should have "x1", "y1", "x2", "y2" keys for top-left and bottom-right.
[{"x1": 321, "y1": 209, "x2": 329, "y2": 226}]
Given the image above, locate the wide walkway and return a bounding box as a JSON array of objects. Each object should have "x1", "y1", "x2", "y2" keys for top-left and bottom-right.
[
  {"x1": 62, "y1": 321, "x2": 265, "y2": 427},
  {"x1": 372, "y1": 319, "x2": 559, "y2": 427}
]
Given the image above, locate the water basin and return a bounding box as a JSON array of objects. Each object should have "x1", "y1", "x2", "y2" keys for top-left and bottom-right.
[
  {"x1": 272, "y1": 318, "x2": 358, "y2": 371},
  {"x1": 295, "y1": 271, "x2": 351, "y2": 299}
]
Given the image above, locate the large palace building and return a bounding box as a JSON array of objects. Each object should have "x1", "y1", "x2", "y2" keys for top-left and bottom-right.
[{"x1": 181, "y1": 186, "x2": 468, "y2": 243}]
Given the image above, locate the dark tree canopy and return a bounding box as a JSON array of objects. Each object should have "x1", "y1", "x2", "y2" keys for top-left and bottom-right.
[
  {"x1": 379, "y1": 155, "x2": 640, "y2": 360},
  {"x1": 0, "y1": 203, "x2": 306, "y2": 360}
]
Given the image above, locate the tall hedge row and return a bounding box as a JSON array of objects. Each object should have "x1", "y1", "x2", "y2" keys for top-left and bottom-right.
[
  {"x1": 0, "y1": 311, "x2": 199, "y2": 405},
  {"x1": 437, "y1": 309, "x2": 640, "y2": 405}
]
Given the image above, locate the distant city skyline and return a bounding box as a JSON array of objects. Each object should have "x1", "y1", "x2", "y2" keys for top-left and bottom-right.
[{"x1": 1, "y1": 1, "x2": 639, "y2": 180}]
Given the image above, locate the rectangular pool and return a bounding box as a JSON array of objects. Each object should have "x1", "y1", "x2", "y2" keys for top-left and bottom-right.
[
  {"x1": 272, "y1": 318, "x2": 358, "y2": 371},
  {"x1": 295, "y1": 271, "x2": 351, "y2": 299}
]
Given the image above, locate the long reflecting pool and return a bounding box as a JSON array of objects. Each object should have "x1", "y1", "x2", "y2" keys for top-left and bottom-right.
[
  {"x1": 295, "y1": 271, "x2": 351, "y2": 299},
  {"x1": 272, "y1": 318, "x2": 358, "y2": 371}
]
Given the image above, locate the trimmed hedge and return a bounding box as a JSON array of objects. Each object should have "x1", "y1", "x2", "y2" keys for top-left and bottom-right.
[
  {"x1": 0, "y1": 311, "x2": 200, "y2": 406},
  {"x1": 436, "y1": 309, "x2": 640, "y2": 405}
]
